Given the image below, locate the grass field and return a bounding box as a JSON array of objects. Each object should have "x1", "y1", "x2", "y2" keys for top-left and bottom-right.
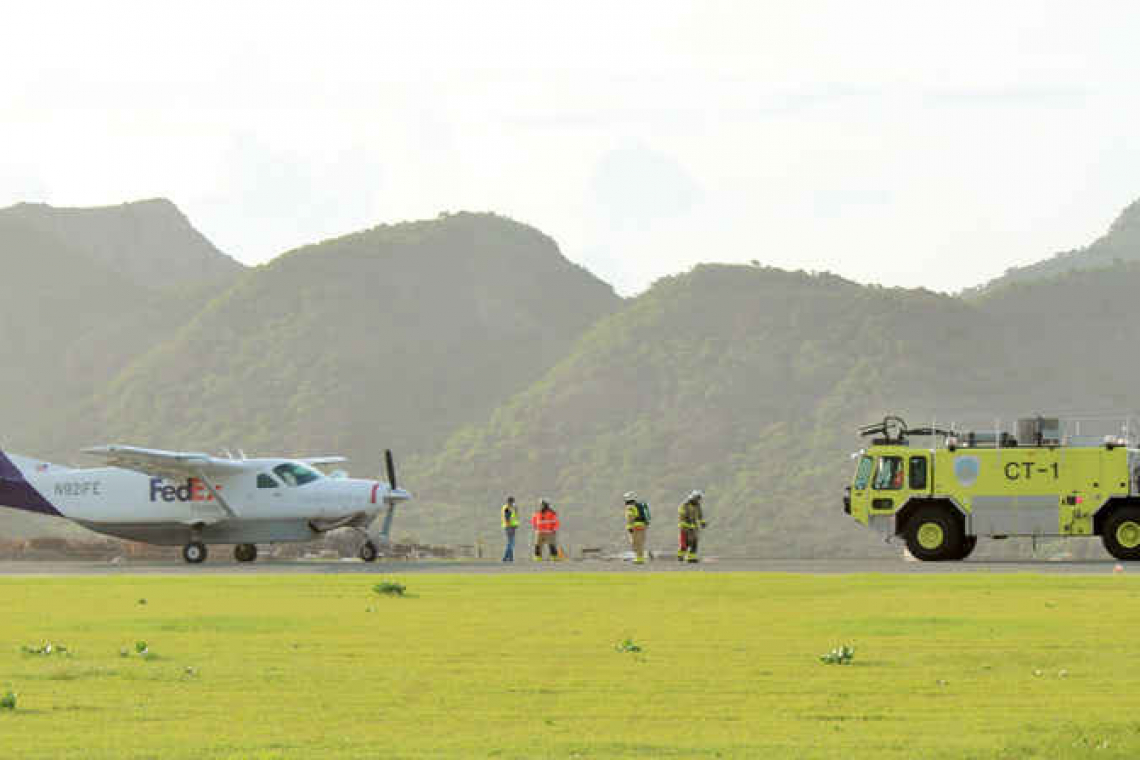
[{"x1": 2, "y1": 571, "x2": 1140, "y2": 759}]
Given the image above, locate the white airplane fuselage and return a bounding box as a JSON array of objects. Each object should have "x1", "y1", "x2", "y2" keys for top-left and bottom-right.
[{"x1": 0, "y1": 451, "x2": 404, "y2": 548}]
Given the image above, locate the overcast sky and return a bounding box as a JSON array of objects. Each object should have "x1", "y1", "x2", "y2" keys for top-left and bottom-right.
[{"x1": 3, "y1": 1, "x2": 1140, "y2": 294}]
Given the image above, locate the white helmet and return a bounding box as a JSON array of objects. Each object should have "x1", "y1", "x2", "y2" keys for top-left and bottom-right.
[
  {"x1": 688, "y1": 490, "x2": 704, "y2": 502},
  {"x1": 623, "y1": 491, "x2": 637, "y2": 502}
]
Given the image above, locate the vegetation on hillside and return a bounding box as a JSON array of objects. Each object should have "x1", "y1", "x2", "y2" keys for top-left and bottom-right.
[
  {"x1": 47, "y1": 212, "x2": 620, "y2": 466},
  {"x1": 6, "y1": 198, "x2": 1140, "y2": 558},
  {"x1": 968, "y1": 199, "x2": 1140, "y2": 296}
]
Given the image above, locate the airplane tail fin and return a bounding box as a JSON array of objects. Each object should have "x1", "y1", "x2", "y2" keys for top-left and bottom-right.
[{"x1": 0, "y1": 450, "x2": 63, "y2": 517}]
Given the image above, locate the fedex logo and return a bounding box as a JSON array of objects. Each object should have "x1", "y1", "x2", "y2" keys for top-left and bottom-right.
[{"x1": 149, "y1": 478, "x2": 220, "y2": 503}]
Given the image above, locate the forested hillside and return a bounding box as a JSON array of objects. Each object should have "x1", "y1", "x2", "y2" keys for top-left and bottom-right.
[
  {"x1": 0, "y1": 199, "x2": 242, "y2": 287},
  {"x1": 6, "y1": 196, "x2": 1140, "y2": 557},
  {"x1": 0, "y1": 201, "x2": 240, "y2": 537},
  {"x1": 27, "y1": 212, "x2": 620, "y2": 470},
  {"x1": 970, "y1": 199, "x2": 1140, "y2": 295},
  {"x1": 405, "y1": 260, "x2": 1140, "y2": 557},
  {"x1": 404, "y1": 266, "x2": 1005, "y2": 556}
]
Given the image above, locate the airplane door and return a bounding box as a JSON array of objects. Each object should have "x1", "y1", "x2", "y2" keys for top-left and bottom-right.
[{"x1": 254, "y1": 473, "x2": 283, "y2": 509}]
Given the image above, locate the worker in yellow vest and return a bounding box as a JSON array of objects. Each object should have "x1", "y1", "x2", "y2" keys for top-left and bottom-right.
[
  {"x1": 678, "y1": 490, "x2": 707, "y2": 563},
  {"x1": 624, "y1": 491, "x2": 651, "y2": 564},
  {"x1": 501, "y1": 496, "x2": 520, "y2": 562}
]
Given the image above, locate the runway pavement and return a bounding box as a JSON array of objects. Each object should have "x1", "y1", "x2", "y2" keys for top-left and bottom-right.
[{"x1": 0, "y1": 558, "x2": 1135, "y2": 575}]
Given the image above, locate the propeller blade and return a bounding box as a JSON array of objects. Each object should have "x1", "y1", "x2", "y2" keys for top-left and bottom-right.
[
  {"x1": 379, "y1": 502, "x2": 396, "y2": 542},
  {"x1": 385, "y1": 449, "x2": 398, "y2": 490}
]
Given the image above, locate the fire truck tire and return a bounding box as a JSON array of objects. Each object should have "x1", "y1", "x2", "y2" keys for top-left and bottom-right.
[
  {"x1": 1102, "y1": 507, "x2": 1140, "y2": 561},
  {"x1": 904, "y1": 506, "x2": 964, "y2": 561},
  {"x1": 956, "y1": 535, "x2": 978, "y2": 560}
]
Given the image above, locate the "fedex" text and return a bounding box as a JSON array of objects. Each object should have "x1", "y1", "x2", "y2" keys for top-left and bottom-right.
[{"x1": 149, "y1": 478, "x2": 219, "y2": 502}]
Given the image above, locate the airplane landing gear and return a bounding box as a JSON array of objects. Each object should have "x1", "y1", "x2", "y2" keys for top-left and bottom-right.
[
  {"x1": 183, "y1": 541, "x2": 208, "y2": 564},
  {"x1": 234, "y1": 543, "x2": 258, "y2": 563},
  {"x1": 359, "y1": 540, "x2": 378, "y2": 562}
]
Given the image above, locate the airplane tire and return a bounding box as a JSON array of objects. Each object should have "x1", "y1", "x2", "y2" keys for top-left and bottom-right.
[
  {"x1": 183, "y1": 542, "x2": 208, "y2": 564},
  {"x1": 359, "y1": 541, "x2": 378, "y2": 563},
  {"x1": 234, "y1": 543, "x2": 258, "y2": 563}
]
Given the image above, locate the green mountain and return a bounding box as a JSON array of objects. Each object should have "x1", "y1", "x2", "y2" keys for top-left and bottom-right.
[
  {"x1": 407, "y1": 255, "x2": 1140, "y2": 558},
  {"x1": 405, "y1": 266, "x2": 1004, "y2": 556},
  {"x1": 0, "y1": 199, "x2": 243, "y2": 287},
  {"x1": 7, "y1": 195, "x2": 1140, "y2": 560},
  {"x1": 0, "y1": 201, "x2": 238, "y2": 537},
  {"x1": 49, "y1": 212, "x2": 621, "y2": 470},
  {"x1": 969, "y1": 199, "x2": 1140, "y2": 295}
]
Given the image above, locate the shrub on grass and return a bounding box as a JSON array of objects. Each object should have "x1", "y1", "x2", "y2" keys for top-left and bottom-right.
[
  {"x1": 0, "y1": 691, "x2": 15, "y2": 710},
  {"x1": 373, "y1": 581, "x2": 407, "y2": 597},
  {"x1": 615, "y1": 638, "x2": 643, "y2": 654},
  {"x1": 819, "y1": 645, "x2": 855, "y2": 665}
]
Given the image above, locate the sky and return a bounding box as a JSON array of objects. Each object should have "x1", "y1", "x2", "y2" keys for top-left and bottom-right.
[{"x1": 3, "y1": 0, "x2": 1140, "y2": 295}]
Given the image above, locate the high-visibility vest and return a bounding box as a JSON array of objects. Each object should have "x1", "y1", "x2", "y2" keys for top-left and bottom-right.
[
  {"x1": 679, "y1": 501, "x2": 703, "y2": 529},
  {"x1": 502, "y1": 504, "x2": 519, "y2": 528},
  {"x1": 532, "y1": 510, "x2": 559, "y2": 533}
]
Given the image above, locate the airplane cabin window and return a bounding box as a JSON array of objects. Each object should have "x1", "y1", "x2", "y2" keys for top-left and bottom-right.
[
  {"x1": 257, "y1": 474, "x2": 279, "y2": 489},
  {"x1": 272, "y1": 463, "x2": 322, "y2": 487}
]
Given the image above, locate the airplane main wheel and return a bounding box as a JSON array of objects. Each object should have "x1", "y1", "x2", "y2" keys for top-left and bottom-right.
[
  {"x1": 183, "y1": 541, "x2": 208, "y2": 564},
  {"x1": 359, "y1": 541, "x2": 378, "y2": 563},
  {"x1": 234, "y1": 543, "x2": 258, "y2": 563}
]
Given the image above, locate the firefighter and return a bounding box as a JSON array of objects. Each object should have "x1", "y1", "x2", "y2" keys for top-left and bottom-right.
[
  {"x1": 531, "y1": 499, "x2": 561, "y2": 561},
  {"x1": 624, "y1": 491, "x2": 651, "y2": 564},
  {"x1": 678, "y1": 490, "x2": 707, "y2": 563},
  {"x1": 501, "y1": 496, "x2": 520, "y2": 562}
]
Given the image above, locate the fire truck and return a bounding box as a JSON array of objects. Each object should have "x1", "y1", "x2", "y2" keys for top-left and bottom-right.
[{"x1": 843, "y1": 416, "x2": 1140, "y2": 561}]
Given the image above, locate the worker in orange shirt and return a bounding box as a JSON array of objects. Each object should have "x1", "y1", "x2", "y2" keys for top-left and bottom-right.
[{"x1": 531, "y1": 499, "x2": 561, "y2": 561}]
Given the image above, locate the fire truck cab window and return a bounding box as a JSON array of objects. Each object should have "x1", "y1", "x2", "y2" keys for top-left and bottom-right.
[
  {"x1": 909, "y1": 456, "x2": 928, "y2": 490},
  {"x1": 873, "y1": 456, "x2": 905, "y2": 490},
  {"x1": 257, "y1": 474, "x2": 279, "y2": 489},
  {"x1": 853, "y1": 456, "x2": 874, "y2": 490}
]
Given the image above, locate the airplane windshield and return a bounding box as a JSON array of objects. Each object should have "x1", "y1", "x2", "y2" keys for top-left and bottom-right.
[{"x1": 273, "y1": 462, "x2": 322, "y2": 487}]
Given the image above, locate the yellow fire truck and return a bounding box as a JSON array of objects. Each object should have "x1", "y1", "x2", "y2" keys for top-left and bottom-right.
[{"x1": 843, "y1": 416, "x2": 1140, "y2": 561}]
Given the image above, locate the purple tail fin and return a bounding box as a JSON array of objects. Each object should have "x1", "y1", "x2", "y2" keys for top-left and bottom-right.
[{"x1": 0, "y1": 451, "x2": 62, "y2": 517}]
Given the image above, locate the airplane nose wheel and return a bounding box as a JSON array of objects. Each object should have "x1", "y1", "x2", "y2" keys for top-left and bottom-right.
[
  {"x1": 182, "y1": 541, "x2": 208, "y2": 564},
  {"x1": 359, "y1": 541, "x2": 378, "y2": 563},
  {"x1": 234, "y1": 543, "x2": 258, "y2": 563}
]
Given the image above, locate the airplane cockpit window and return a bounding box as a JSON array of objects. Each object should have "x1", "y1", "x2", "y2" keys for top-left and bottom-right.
[
  {"x1": 257, "y1": 474, "x2": 279, "y2": 489},
  {"x1": 272, "y1": 463, "x2": 322, "y2": 487}
]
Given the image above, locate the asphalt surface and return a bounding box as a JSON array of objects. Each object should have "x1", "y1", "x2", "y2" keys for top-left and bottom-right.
[{"x1": 0, "y1": 558, "x2": 1136, "y2": 575}]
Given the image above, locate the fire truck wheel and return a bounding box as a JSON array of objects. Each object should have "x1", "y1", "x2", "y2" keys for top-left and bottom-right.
[
  {"x1": 1102, "y1": 507, "x2": 1140, "y2": 561},
  {"x1": 956, "y1": 535, "x2": 978, "y2": 560},
  {"x1": 904, "y1": 506, "x2": 963, "y2": 561}
]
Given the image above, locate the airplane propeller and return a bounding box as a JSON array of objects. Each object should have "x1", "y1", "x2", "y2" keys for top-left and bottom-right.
[{"x1": 378, "y1": 449, "x2": 399, "y2": 542}]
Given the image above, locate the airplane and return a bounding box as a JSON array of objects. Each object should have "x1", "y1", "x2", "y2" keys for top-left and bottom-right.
[{"x1": 0, "y1": 444, "x2": 411, "y2": 564}]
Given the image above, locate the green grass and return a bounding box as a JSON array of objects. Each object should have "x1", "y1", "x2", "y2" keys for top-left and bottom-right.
[{"x1": 1, "y1": 572, "x2": 1140, "y2": 758}]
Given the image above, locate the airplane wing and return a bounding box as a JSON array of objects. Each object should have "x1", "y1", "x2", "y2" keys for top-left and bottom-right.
[
  {"x1": 81, "y1": 445, "x2": 247, "y2": 518},
  {"x1": 298, "y1": 456, "x2": 347, "y2": 466},
  {"x1": 82, "y1": 445, "x2": 249, "y2": 479}
]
